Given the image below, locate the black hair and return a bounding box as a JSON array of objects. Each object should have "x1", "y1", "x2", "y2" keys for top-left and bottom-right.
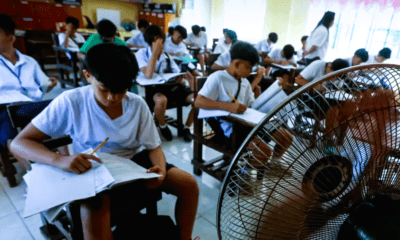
[
  {"x1": 301, "y1": 35, "x2": 308, "y2": 42},
  {"x1": 192, "y1": 25, "x2": 201, "y2": 35},
  {"x1": 0, "y1": 14, "x2": 15, "y2": 35},
  {"x1": 144, "y1": 25, "x2": 165, "y2": 46},
  {"x1": 138, "y1": 20, "x2": 149, "y2": 30},
  {"x1": 66, "y1": 16, "x2": 80, "y2": 29},
  {"x1": 168, "y1": 26, "x2": 174, "y2": 36},
  {"x1": 354, "y1": 48, "x2": 369, "y2": 62},
  {"x1": 225, "y1": 30, "x2": 237, "y2": 42},
  {"x1": 379, "y1": 47, "x2": 391, "y2": 59},
  {"x1": 230, "y1": 41, "x2": 259, "y2": 66},
  {"x1": 200, "y1": 26, "x2": 206, "y2": 32},
  {"x1": 331, "y1": 58, "x2": 349, "y2": 72},
  {"x1": 282, "y1": 44, "x2": 295, "y2": 60},
  {"x1": 223, "y1": 28, "x2": 228, "y2": 34},
  {"x1": 174, "y1": 25, "x2": 187, "y2": 39},
  {"x1": 268, "y1": 32, "x2": 278, "y2": 43},
  {"x1": 84, "y1": 44, "x2": 139, "y2": 94},
  {"x1": 316, "y1": 11, "x2": 335, "y2": 30},
  {"x1": 96, "y1": 19, "x2": 117, "y2": 39}
]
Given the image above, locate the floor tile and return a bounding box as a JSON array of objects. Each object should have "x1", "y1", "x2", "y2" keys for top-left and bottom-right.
[
  {"x1": 0, "y1": 163, "x2": 28, "y2": 212},
  {"x1": 202, "y1": 205, "x2": 217, "y2": 226},
  {"x1": 192, "y1": 217, "x2": 218, "y2": 240},
  {"x1": 0, "y1": 213, "x2": 33, "y2": 240},
  {"x1": 0, "y1": 184, "x2": 17, "y2": 218},
  {"x1": 19, "y1": 211, "x2": 46, "y2": 240}
]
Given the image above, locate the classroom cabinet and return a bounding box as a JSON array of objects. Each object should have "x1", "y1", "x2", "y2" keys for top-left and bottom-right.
[
  {"x1": 0, "y1": 0, "x2": 18, "y2": 16},
  {"x1": 139, "y1": 11, "x2": 176, "y2": 34}
]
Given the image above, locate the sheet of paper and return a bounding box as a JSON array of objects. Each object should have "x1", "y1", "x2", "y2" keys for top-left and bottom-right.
[
  {"x1": 230, "y1": 108, "x2": 266, "y2": 126},
  {"x1": 136, "y1": 74, "x2": 166, "y2": 86},
  {"x1": 198, "y1": 109, "x2": 230, "y2": 119},
  {"x1": 324, "y1": 91, "x2": 353, "y2": 101},
  {"x1": 252, "y1": 80, "x2": 283, "y2": 110},
  {"x1": 66, "y1": 47, "x2": 80, "y2": 52},
  {"x1": 160, "y1": 72, "x2": 185, "y2": 82},
  {"x1": 271, "y1": 63, "x2": 296, "y2": 70}
]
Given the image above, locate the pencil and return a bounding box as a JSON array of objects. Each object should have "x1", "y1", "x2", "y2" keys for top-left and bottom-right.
[
  {"x1": 91, "y1": 137, "x2": 109, "y2": 155},
  {"x1": 226, "y1": 91, "x2": 237, "y2": 102}
]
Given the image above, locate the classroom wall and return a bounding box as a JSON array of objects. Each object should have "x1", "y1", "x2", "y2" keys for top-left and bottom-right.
[{"x1": 81, "y1": 0, "x2": 142, "y2": 24}]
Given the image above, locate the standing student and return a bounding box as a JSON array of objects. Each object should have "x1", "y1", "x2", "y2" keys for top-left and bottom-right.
[
  {"x1": 126, "y1": 20, "x2": 150, "y2": 48},
  {"x1": 213, "y1": 29, "x2": 237, "y2": 54},
  {"x1": 186, "y1": 25, "x2": 208, "y2": 75},
  {"x1": 263, "y1": 44, "x2": 297, "y2": 78},
  {"x1": 58, "y1": 16, "x2": 86, "y2": 49},
  {"x1": 297, "y1": 35, "x2": 308, "y2": 61},
  {"x1": 10, "y1": 43, "x2": 200, "y2": 240},
  {"x1": 365, "y1": 47, "x2": 391, "y2": 64},
  {"x1": 135, "y1": 25, "x2": 195, "y2": 142},
  {"x1": 344, "y1": 48, "x2": 369, "y2": 66},
  {"x1": 304, "y1": 11, "x2": 335, "y2": 65},
  {"x1": 255, "y1": 32, "x2": 278, "y2": 55}
]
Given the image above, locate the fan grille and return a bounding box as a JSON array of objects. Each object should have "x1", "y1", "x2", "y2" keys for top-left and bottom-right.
[{"x1": 218, "y1": 64, "x2": 400, "y2": 239}]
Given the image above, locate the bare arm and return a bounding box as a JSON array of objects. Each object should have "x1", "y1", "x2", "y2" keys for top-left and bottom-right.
[
  {"x1": 148, "y1": 146, "x2": 166, "y2": 173},
  {"x1": 194, "y1": 95, "x2": 246, "y2": 114},
  {"x1": 211, "y1": 63, "x2": 227, "y2": 71},
  {"x1": 295, "y1": 74, "x2": 310, "y2": 87},
  {"x1": 263, "y1": 56, "x2": 290, "y2": 66},
  {"x1": 304, "y1": 45, "x2": 318, "y2": 56},
  {"x1": 251, "y1": 67, "x2": 265, "y2": 91},
  {"x1": 141, "y1": 38, "x2": 163, "y2": 79}
]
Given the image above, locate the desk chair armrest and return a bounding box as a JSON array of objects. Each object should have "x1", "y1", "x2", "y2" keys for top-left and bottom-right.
[{"x1": 42, "y1": 136, "x2": 72, "y2": 150}]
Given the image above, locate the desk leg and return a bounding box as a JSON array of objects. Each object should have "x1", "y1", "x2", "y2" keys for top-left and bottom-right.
[
  {"x1": 192, "y1": 118, "x2": 204, "y2": 176},
  {"x1": 177, "y1": 105, "x2": 183, "y2": 137}
]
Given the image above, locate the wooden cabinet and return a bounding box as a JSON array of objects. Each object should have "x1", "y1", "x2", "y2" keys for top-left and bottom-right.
[
  {"x1": 0, "y1": 0, "x2": 18, "y2": 16},
  {"x1": 64, "y1": 5, "x2": 84, "y2": 28},
  {"x1": 139, "y1": 11, "x2": 176, "y2": 34}
]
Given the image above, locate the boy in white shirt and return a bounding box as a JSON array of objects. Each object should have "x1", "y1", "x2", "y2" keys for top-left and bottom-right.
[
  {"x1": 58, "y1": 17, "x2": 86, "y2": 49},
  {"x1": 365, "y1": 47, "x2": 391, "y2": 64},
  {"x1": 135, "y1": 25, "x2": 195, "y2": 142},
  {"x1": 126, "y1": 20, "x2": 150, "y2": 49},
  {"x1": 213, "y1": 29, "x2": 237, "y2": 54},
  {"x1": 186, "y1": 25, "x2": 208, "y2": 75},
  {"x1": 297, "y1": 35, "x2": 308, "y2": 61},
  {"x1": 263, "y1": 44, "x2": 297, "y2": 78},
  {"x1": 255, "y1": 32, "x2": 278, "y2": 55},
  {"x1": 344, "y1": 48, "x2": 369, "y2": 67},
  {"x1": 164, "y1": 25, "x2": 190, "y2": 57},
  {"x1": 10, "y1": 44, "x2": 200, "y2": 240}
]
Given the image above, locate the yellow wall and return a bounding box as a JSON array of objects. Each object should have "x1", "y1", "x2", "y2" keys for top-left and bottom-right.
[
  {"x1": 210, "y1": 0, "x2": 225, "y2": 37},
  {"x1": 81, "y1": 0, "x2": 142, "y2": 24}
]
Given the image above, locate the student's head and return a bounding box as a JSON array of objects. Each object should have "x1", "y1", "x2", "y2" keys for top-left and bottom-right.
[
  {"x1": 137, "y1": 20, "x2": 149, "y2": 32},
  {"x1": 317, "y1": 11, "x2": 335, "y2": 29},
  {"x1": 268, "y1": 32, "x2": 278, "y2": 44},
  {"x1": 168, "y1": 26, "x2": 174, "y2": 36},
  {"x1": 301, "y1": 35, "x2": 308, "y2": 46},
  {"x1": 83, "y1": 44, "x2": 139, "y2": 107},
  {"x1": 96, "y1": 19, "x2": 117, "y2": 42},
  {"x1": 281, "y1": 44, "x2": 295, "y2": 60},
  {"x1": 200, "y1": 26, "x2": 206, "y2": 32},
  {"x1": 326, "y1": 58, "x2": 349, "y2": 74},
  {"x1": 223, "y1": 28, "x2": 228, "y2": 35},
  {"x1": 144, "y1": 25, "x2": 166, "y2": 47},
  {"x1": 353, "y1": 48, "x2": 369, "y2": 66},
  {"x1": 65, "y1": 16, "x2": 80, "y2": 33},
  {"x1": 377, "y1": 47, "x2": 391, "y2": 62},
  {"x1": 229, "y1": 41, "x2": 259, "y2": 78},
  {"x1": 192, "y1": 25, "x2": 201, "y2": 36},
  {"x1": 0, "y1": 14, "x2": 16, "y2": 52},
  {"x1": 171, "y1": 25, "x2": 187, "y2": 44},
  {"x1": 225, "y1": 30, "x2": 237, "y2": 45}
]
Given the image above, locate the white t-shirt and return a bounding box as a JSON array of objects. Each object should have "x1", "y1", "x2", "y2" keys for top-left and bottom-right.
[
  {"x1": 0, "y1": 50, "x2": 51, "y2": 103},
  {"x1": 268, "y1": 48, "x2": 296, "y2": 73},
  {"x1": 164, "y1": 37, "x2": 190, "y2": 56},
  {"x1": 297, "y1": 48, "x2": 305, "y2": 60},
  {"x1": 255, "y1": 39, "x2": 274, "y2": 53},
  {"x1": 299, "y1": 60, "x2": 327, "y2": 82},
  {"x1": 213, "y1": 41, "x2": 230, "y2": 54},
  {"x1": 135, "y1": 47, "x2": 180, "y2": 76},
  {"x1": 365, "y1": 55, "x2": 379, "y2": 65},
  {"x1": 58, "y1": 32, "x2": 85, "y2": 49},
  {"x1": 305, "y1": 25, "x2": 329, "y2": 60},
  {"x1": 126, "y1": 32, "x2": 149, "y2": 48},
  {"x1": 198, "y1": 70, "x2": 254, "y2": 107},
  {"x1": 32, "y1": 85, "x2": 161, "y2": 158},
  {"x1": 214, "y1": 50, "x2": 231, "y2": 67},
  {"x1": 186, "y1": 32, "x2": 208, "y2": 48}
]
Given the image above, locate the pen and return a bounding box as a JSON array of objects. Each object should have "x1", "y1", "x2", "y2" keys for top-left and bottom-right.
[
  {"x1": 91, "y1": 137, "x2": 109, "y2": 155},
  {"x1": 226, "y1": 91, "x2": 237, "y2": 102}
]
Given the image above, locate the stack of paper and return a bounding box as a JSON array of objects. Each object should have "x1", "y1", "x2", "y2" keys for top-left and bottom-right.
[
  {"x1": 198, "y1": 108, "x2": 266, "y2": 126},
  {"x1": 136, "y1": 73, "x2": 185, "y2": 86}
]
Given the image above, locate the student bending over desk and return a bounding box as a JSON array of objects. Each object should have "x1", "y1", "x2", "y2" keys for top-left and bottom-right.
[
  {"x1": 10, "y1": 44, "x2": 200, "y2": 240},
  {"x1": 126, "y1": 20, "x2": 149, "y2": 49},
  {"x1": 58, "y1": 16, "x2": 86, "y2": 49},
  {"x1": 263, "y1": 44, "x2": 297, "y2": 78},
  {"x1": 255, "y1": 32, "x2": 278, "y2": 55}
]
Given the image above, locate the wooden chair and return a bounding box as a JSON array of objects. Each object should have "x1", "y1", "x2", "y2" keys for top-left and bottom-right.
[
  {"x1": 206, "y1": 53, "x2": 220, "y2": 76},
  {"x1": 24, "y1": 30, "x2": 57, "y2": 71},
  {"x1": 211, "y1": 38, "x2": 219, "y2": 52}
]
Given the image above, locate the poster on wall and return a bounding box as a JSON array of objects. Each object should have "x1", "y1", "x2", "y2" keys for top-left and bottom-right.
[{"x1": 97, "y1": 9, "x2": 121, "y2": 29}]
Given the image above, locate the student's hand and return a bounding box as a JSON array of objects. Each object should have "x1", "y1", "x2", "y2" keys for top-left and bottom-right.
[
  {"x1": 277, "y1": 77, "x2": 288, "y2": 89},
  {"x1": 46, "y1": 77, "x2": 58, "y2": 92},
  {"x1": 228, "y1": 102, "x2": 247, "y2": 114},
  {"x1": 175, "y1": 75, "x2": 184, "y2": 83},
  {"x1": 152, "y1": 38, "x2": 164, "y2": 56},
  {"x1": 55, "y1": 154, "x2": 102, "y2": 174},
  {"x1": 281, "y1": 60, "x2": 291, "y2": 66},
  {"x1": 146, "y1": 166, "x2": 166, "y2": 189},
  {"x1": 256, "y1": 67, "x2": 266, "y2": 77}
]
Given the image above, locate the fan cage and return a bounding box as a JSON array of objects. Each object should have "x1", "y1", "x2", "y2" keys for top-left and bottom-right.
[{"x1": 217, "y1": 64, "x2": 400, "y2": 240}]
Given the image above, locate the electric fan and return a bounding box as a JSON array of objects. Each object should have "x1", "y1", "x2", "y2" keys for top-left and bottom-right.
[{"x1": 217, "y1": 64, "x2": 400, "y2": 239}]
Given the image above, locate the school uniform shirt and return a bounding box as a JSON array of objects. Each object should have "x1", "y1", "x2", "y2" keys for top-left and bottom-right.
[
  {"x1": 255, "y1": 39, "x2": 275, "y2": 53},
  {"x1": 135, "y1": 47, "x2": 180, "y2": 76},
  {"x1": 213, "y1": 41, "x2": 230, "y2": 54},
  {"x1": 186, "y1": 32, "x2": 208, "y2": 48},
  {"x1": 0, "y1": 50, "x2": 51, "y2": 104},
  {"x1": 32, "y1": 85, "x2": 161, "y2": 159},
  {"x1": 214, "y1": 50, "x2": 231, "y2": 67},
  {"x1": 164, "y1": 37, "x2": 190, "y2": 57},
  {"x1": 268, "y1": 48, "x2": 296, "y2": 73},
  {"x1": 297, "y1": 48, "x2": 305, "y2": 60},
  {"x1": 126, "y1": 32, "x2": 149, "y2": 48},
  {"x1": 299, "y1": 60, "x2": 327, "y2": 82},
  {"x1": 79, "y1": 34, "x2": 127, "y2": 54},
  {"x1": 58, "y1": 32, "x2": 86, "y2": 49},
  {"x1": 364, "y1": 55, "x2": 379, "y2": 64},
  {"x1": 344, "y1": 57, "x2": 354, "y2": 67},
  {"x1": 305, "y1": 25, "x2": 329, "y2": 60}
]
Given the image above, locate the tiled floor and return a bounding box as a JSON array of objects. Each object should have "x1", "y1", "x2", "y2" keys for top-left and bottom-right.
[{"x1": 0, "y1": 85, "x2": 222, "y2": 240}]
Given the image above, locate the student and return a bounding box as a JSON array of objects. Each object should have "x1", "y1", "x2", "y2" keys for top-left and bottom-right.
[
  {"x1": 167, "y1": 26, "x2": 174, "y2": 38},
  {"x1": 297, "y1": 35, "x2": 308, "y2": 61},
  {"x1": 200, "y1": 26, "x2": 206, "y2": 32},
  {"x1": 213, "y1": 29, "x2": 237, "y2": 54},
  {"x1": 79, "y1": 19, "x2": 127, "y2": 56},
  {"x1": 365, "y1": 47, "x2": 391, "y2": 64},
  {"x1": 211, "y1": 32, "x2": 238, "y2": 71},
  {"x1": 164, "y1": 25, "x2": 190, "y2": 57},
  {"x1": 126, "y1": 20, "x2": 150, "y2": 48},
  {"x1": 195, "y1": 41, "x2": 292, "y2": 168},
  {"x1": 218, "y1": 28, "x2": 229, "y2": 46},
  {"x1": 345, "y1": 48, "x2": 369, "y2": 66},
  {"x1": 263, "y1": 44, "x2": 296, "y2": 78},
  {"x1": 0, "y1": 14, "x2": 58, "y2": 148},
  {"x1": 10, "y1": 44, "x2": 200, "y2": 240},
  {"x1": 255, "y1": 32, "x2": 278, "y2": 55},
  {"x1": 304, "y1": 11, "x2": 335, "y2": 65},
  {"x1": 58, "y1": 16, "x2": 85, "y2": 49},
  {"x1": 186, "y1": 25, "x2": 208, "y2": 75},
  {"x1": 135, "y1": 25, "x2": 195, "y2": 142}
]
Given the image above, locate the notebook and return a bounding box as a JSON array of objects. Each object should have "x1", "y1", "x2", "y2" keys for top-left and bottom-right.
[
  {"x1": 198, "y1": 108, "x2": 266, "y2": 126},
  {"x1": 136, "y1": 72, "x2": 185, "y2": 86}
]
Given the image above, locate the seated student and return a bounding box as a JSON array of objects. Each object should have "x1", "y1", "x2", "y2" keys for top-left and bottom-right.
[
  {"x1": 164, "y1": 25, "x2": 190, "y2": 57},
  {"x1": 10, "y1": 44, "x2": 200, "y2": 240},
  {"x1": 135, "y1": 25, "x2": 195, "y2": 142},
  {"x1": 58, "y1": 16, "x2": 85, "y2": 49},
  {"x1": 213, "y1": 29, "x2": 237, "y2": 54},
  {"x1": 263, "y1": 44, "x2": 297, "y2": 78},
  {"x1": 297, "y1": 35, "x2": 308, "y2": 61},
  {"x1": 218, "y1": 28, "x2": 229, "y2": 46},
  {"x1": 195, "y1": 41, "x2": 292, "y2": 168},
  {"x1": 126, "y1": 20, "x2": 150, "y2": 49},
  {"x1": 0, "y1": 14, "x2": 58, "y2": 149},
  {"x1": 186, "y1": 25, "x2": 208, "y2": 75},
  {"x1": 365, "y1": 47, "x2": 391, "y2": 64},
  {"x1": 255, "y1": 32, "x2": 278, "y2": 55},
  {"x1": 344, "y1": 48, "x2": 369, "y2": 67},
  {"x1": 200, "y1": 26, "x2": 206, "y2": 33},
  {"x1": 211, "y1": 31, "x2": 238, "y2": 71},
  {"x1": 167, "y1": 26, "x2": 174, "y2": 38},
  {"x1": 79, "y1": 19, "x2": 127, "y2": 57}
]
